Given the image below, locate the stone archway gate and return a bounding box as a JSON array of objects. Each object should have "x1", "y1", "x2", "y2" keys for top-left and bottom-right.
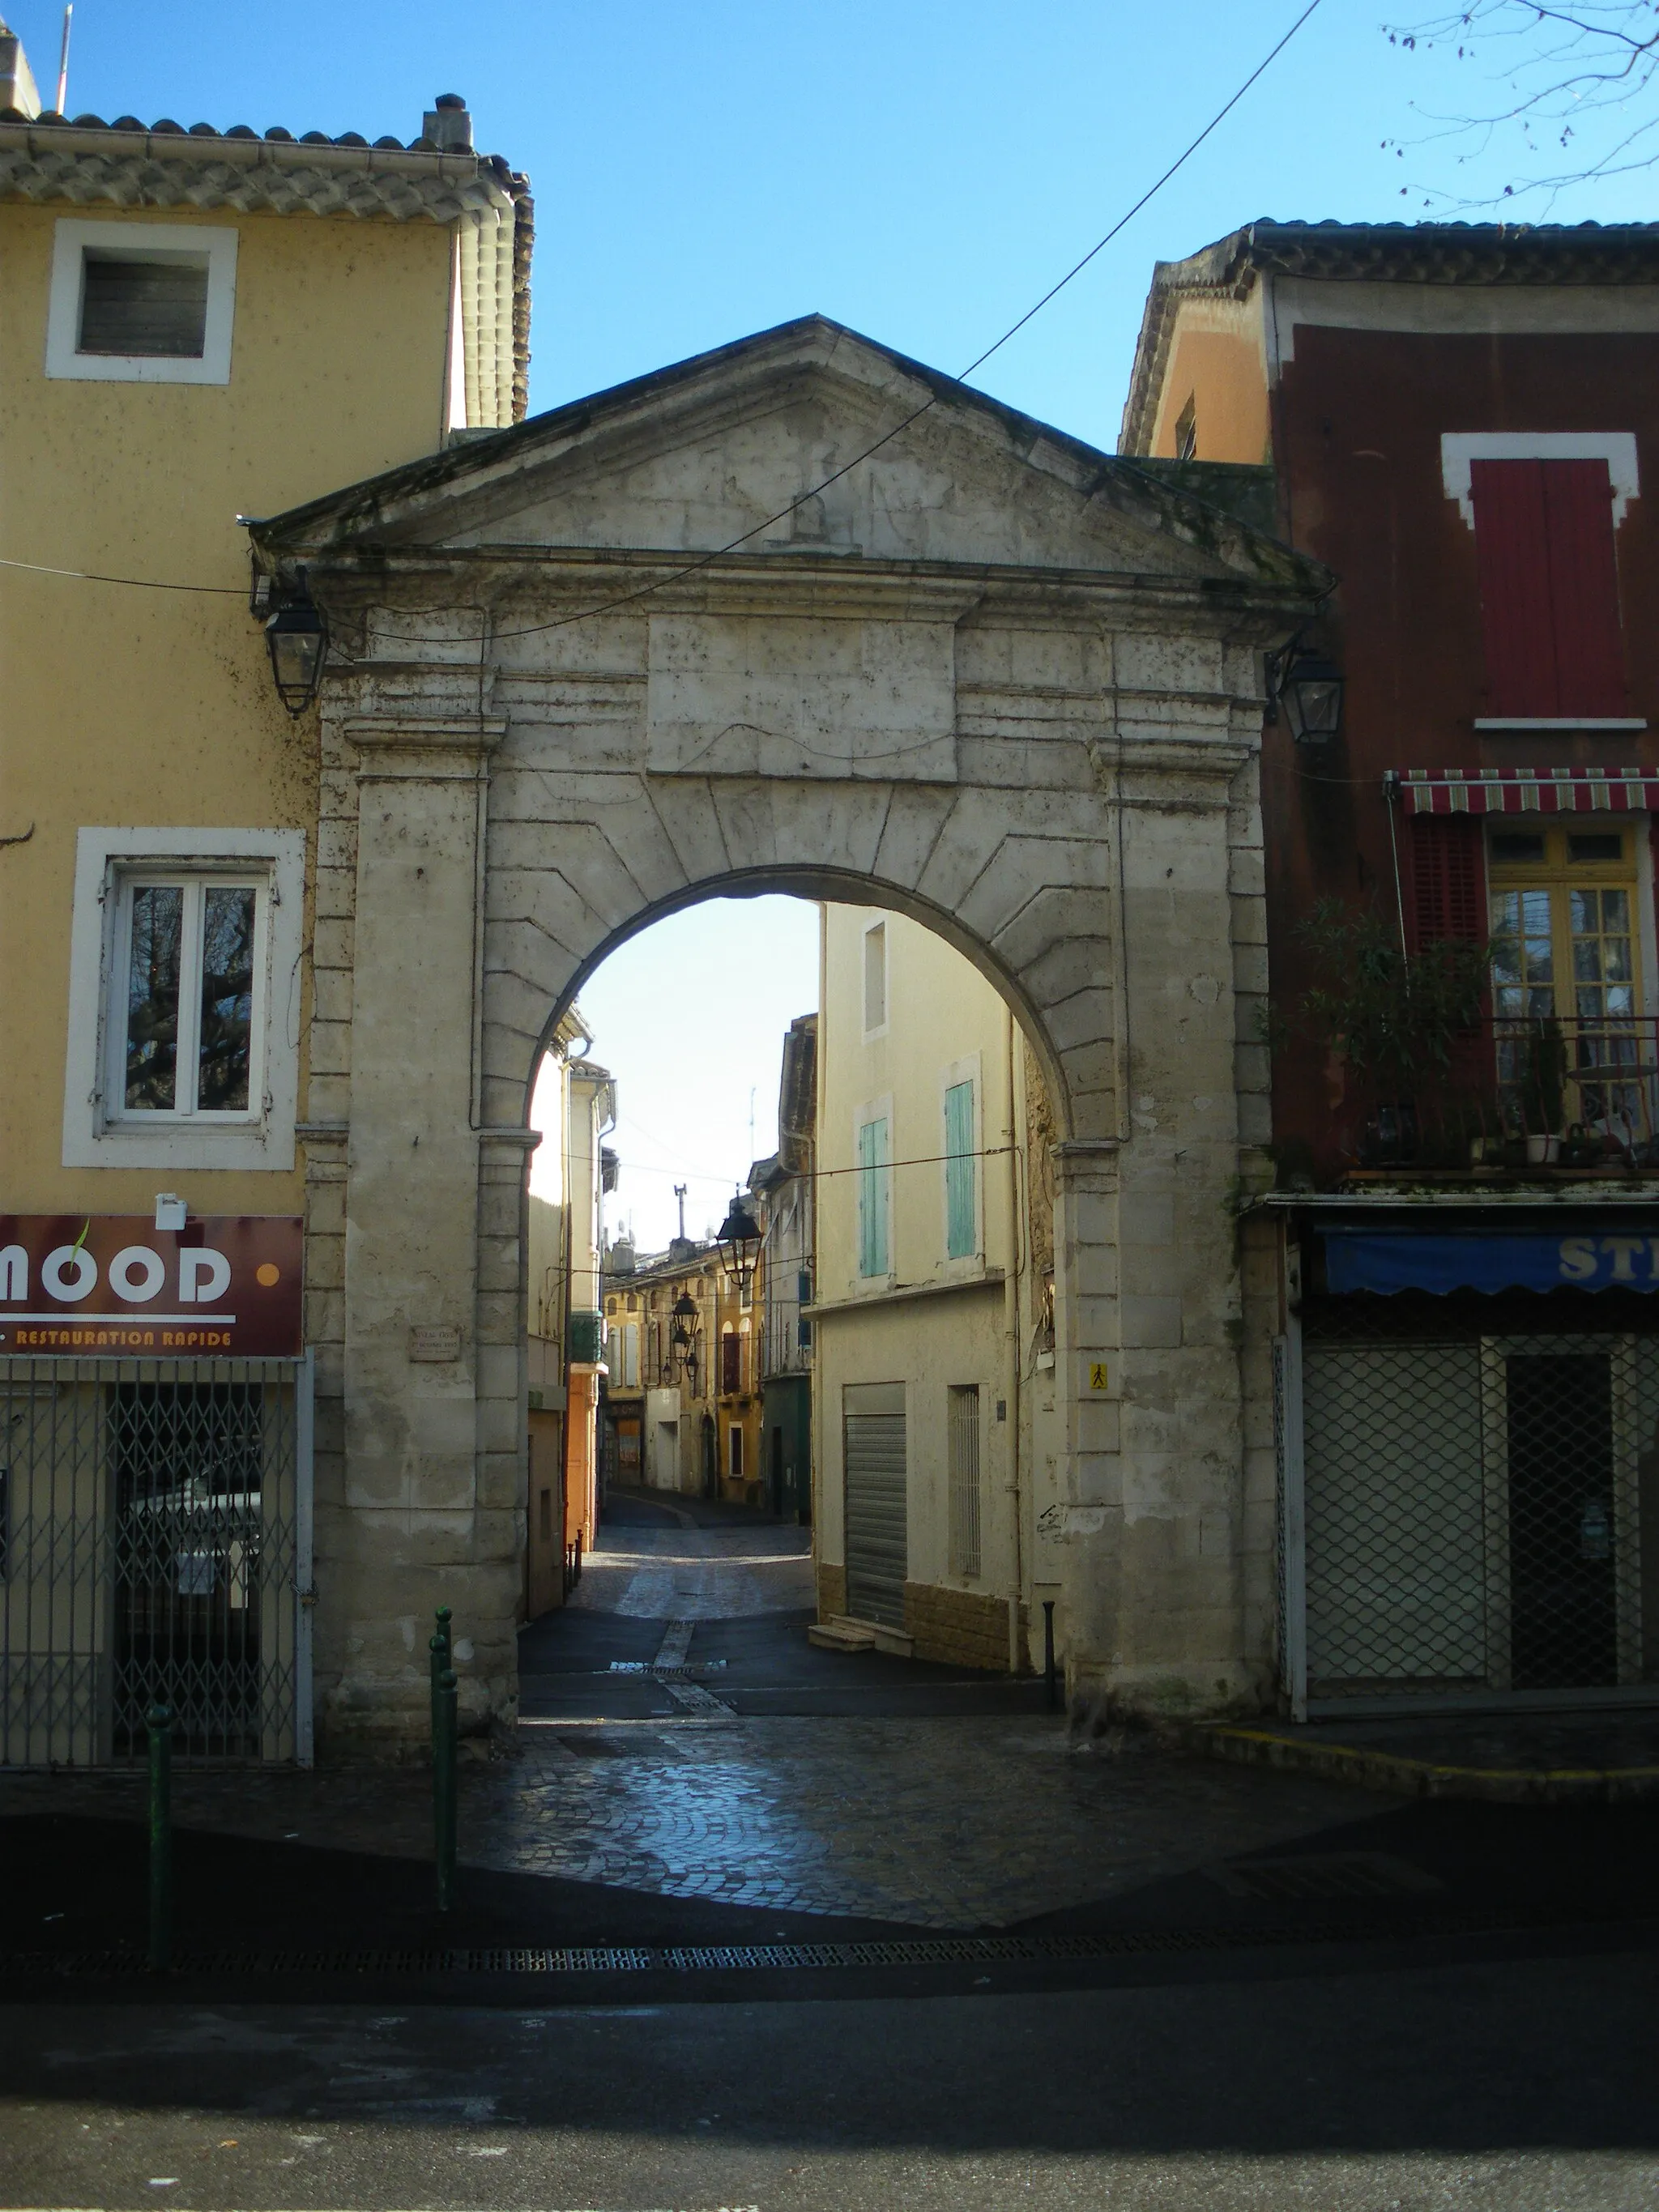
[{"x1": 254, "y1": 316, "x2": 1326, "y2": 1753}]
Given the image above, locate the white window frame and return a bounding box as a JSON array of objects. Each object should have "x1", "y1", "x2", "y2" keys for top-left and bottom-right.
[
  {"x1": 108, "y1": 872, "x2": 270, "y2": 1127},
  {"x1": 939, "y1": 1051, "x2": 984, "y2": 1277},
  {"x1": 861, "y1": 917, "x2": 889, "y2": 1041},
  {"x1": 1440, "y1": 431, "x2": 1640, "y2": 530},
  {"x1": 854, "y1": 1093, "x2": 895, "y2": 1287},
  {"x1": 46, "y1": 219, "x2": 238, "y2": 386},
  {"x1": 63, "y1": 828, "x2": 304, "y2": 1171}
]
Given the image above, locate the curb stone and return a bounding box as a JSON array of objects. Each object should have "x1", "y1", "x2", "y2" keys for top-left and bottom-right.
[{"x1": 1185, "y1": 1721, "x2": 1659, "y2": 1805}]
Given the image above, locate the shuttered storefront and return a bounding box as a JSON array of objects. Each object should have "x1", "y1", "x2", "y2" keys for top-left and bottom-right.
[
  {"x1": 1280, "y1": 1289, "x2": 1659, "y2": 1715},
  {"x1": 843, "y1": 1381, "x2": 906, "y2": 1628}
]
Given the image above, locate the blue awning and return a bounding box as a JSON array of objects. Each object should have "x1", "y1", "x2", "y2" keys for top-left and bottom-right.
[{"x1": 1323, "y1": 1229, "x2": 1659, "y2": 1296}]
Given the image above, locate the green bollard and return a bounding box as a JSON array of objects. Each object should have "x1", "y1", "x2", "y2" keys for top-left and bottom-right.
[
  {"x1": 430, "y1": 1605, "x2": 452, "y2": 1733},
  {"x1": 433, "y1": 1666, "x2": 458, "y2": 1912},
  {"x1": 147, "y1": 1703, "x2": 173, "y2": 1971}
]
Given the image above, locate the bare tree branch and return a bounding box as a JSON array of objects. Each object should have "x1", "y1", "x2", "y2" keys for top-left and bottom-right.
[{"x1": 1382, "y1": 2, "x2": 1659, "y2": 207}]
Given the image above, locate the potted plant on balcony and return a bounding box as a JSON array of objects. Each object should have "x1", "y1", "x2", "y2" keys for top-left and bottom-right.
[
  {"x1": 1515, "y1": 1015, "x2": 1567, "y2": 1166},
  {"x1": 1290, "y1": 903, "x2": 1491, "y2": 1176}
]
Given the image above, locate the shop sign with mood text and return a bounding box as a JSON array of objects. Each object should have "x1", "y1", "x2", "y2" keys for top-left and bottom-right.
[{"x1": 0, "y1": 1216, "x2": 301, "y2": 1354}]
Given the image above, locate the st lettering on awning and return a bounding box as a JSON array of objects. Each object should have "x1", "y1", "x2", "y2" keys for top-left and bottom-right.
[
  {"x1": 1388, "y1": 768, "x2": 1659, "y2": 815},
  {"x1": 1324, "y1": 1229, "x2": 1659, "y2": 1295}
]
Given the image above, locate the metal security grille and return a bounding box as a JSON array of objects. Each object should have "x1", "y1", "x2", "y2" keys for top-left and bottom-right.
[
  {"x1": 843, "y1": 1381, "x2": 906, "y2": 1628},
  {"x1": 0, "y1": 1356, "x2": 313, "y2": 1767},
  {"x1": 947, "y1": 1384, "x2": 982, "y2": 1579},
  {"x1": 1287, "y1": 1303, "x2": 1658, "y2": 1713}
]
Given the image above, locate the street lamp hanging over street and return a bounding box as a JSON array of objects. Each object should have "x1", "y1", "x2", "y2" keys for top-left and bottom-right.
[{"x1": 716, "y1": 1193, "x2": 762, "y2": 1292}]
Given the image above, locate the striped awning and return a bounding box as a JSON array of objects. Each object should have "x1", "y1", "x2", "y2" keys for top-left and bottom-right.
[{"x1": 1390, "y1": 767, "x2": 1659, "y2": 815}]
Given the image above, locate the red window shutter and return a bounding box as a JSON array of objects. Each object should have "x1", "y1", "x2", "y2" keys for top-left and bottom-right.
[
  {"x1": 1542, "y1": 459, "x2": 1626, "y2": 714},
  {"x1": 1470, "y1": 458, "x2": 1626, "y2": 716},
  {"x1": 1471, "y1": 460, "x2": 1558, "y2": 715},
  {"x1": 1406, "y1": 815, "x2": 1486, "y2": 953}
]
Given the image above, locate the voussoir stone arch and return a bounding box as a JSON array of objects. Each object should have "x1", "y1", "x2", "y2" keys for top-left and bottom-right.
[
  {"x1": 496, "y1": 842, "x2": 1096, "y2": 1150},
  {"x1": 256, "y1": 313, "x2": 1328, "y2": 1754}
]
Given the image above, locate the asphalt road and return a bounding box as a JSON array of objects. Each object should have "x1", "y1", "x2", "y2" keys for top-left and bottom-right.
[
  {"x1": 5, "y1": 1487, "x2": 1657, "y2": 2209},
  {"x1": 3, "y1": 1941, "x2": 1657, "y2": 2210}
]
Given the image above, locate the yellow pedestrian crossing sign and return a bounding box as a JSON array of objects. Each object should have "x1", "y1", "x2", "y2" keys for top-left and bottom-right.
[{"x1": 1087, "y1": 1361, "x2": 1110, "y2": 1392}]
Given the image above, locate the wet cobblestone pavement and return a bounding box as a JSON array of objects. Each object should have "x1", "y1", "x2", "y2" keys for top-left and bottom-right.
[
  {"x1": 0, "y1": 1492, "x2": 1377, "y2": 1932},
  {"x1": 476, "y1": 1718, "x2": 1375, "y2": 1927}
]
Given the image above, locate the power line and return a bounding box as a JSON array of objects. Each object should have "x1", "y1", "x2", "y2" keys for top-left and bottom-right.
[
  {"x1": 2, "y1": 3, "x2": 1323, "y2": 613},
  {"x1": 0, "y1": 552, "x2": 242, "y2": 595},
  {"x1": 382, "y1": 0, "x2": 1324, "y2": 651}
]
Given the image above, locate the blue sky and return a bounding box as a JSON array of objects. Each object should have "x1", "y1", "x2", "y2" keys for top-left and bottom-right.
[{"x1": 20, "y1": 2, "x2": 1656, "y2": 1243}]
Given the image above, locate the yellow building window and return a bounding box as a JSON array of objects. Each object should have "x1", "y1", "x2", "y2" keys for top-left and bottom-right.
[{"x1": 1487, "y1": 823, "x2": 1644, "y2": 1136}]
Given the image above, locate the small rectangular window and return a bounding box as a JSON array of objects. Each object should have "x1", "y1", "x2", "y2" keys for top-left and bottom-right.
[
  {"x1": 944, "y1": 1079, "x2": 976, "y2": 1259},
  {"x1": 1569, "y1": 833, "x2": 1624, "y2": 864},
  {"x1": 1491, "y1": 833, "x2": 1546, "y2": 866},
  {"x1": 863, "y1": 921, "x2": 887, "y2": 1033},
  {"x1": 728, "y1": 1425, "x2": 744, "y2": 1478},
  {"x1": 857, "y1": 1114, "x2": 889, "y2": 1276},
  {"x1": 113, "y1": 876, "x2": 263, "y2": 1122},
  {"x1": 948, "y1": 1384, "x2": 982, "y2": 1579},
  {"x1": 47, "y1": 220, "x2": 238, "y2": 386},
  {"x1": 79, "y1": 251, "x2": 210, "y2": 358}
]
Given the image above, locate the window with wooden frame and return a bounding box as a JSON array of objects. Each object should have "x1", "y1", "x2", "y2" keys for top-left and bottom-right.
[
  {"x1": 862, "y1": 919, "x2": 888, "y2": 1037},
  {"x1": 110, "y1": 872, "x2": 267, "y2": 1123},
  {"x1": 721, "y1": 1329, "x2": 741, "y2": 1395},
  {"x1": 855, "y1": 1106, "x2": 891, "y2": 1278},
  {"x1": 1487, "y1": 821, "x2": 1644, "y2": 1133},
  {"x1": 941, "y1": 1060, "x2": 980, "y2": 1263}
]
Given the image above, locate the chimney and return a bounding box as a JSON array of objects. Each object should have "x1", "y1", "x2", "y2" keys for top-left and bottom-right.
[
  {"x1": 422, "y1": 92, "x2": 472, "y2": 151},
  {"x1": 0, "y1": 17, "x2": 42, "y2": 117}
]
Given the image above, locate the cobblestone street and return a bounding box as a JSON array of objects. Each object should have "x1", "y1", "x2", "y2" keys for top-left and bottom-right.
[{"x1": 0, "y1": 1489, "x2": 1378, "y2": 1933}]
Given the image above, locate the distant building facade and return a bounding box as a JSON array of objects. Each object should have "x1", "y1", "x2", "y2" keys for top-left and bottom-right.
[
  {"x1": 524, "y1": 1031, "x2": 612, "y2": 1617},
  {"x1": 603, "y1": 1237, "x2": 761, "y2": 1502},
  {"x1": 812, "y1": 907, "x2": 1056, "y2": 1671},
  {"x1": 753, "y1": 1012, "x2": 817, "y2": 1527}
]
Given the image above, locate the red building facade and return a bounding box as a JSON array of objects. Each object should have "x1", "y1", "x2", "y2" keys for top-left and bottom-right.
[{"x1": 1122, "y1": 224, "x2": 1659, "y2": 1719}]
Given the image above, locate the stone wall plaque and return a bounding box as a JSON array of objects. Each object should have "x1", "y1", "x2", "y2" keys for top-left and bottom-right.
[{"x1": 409, "y1": 1324, "x2": 462, "y2": 1362}]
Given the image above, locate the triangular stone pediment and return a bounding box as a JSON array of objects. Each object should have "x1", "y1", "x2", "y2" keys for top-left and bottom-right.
[{"x1": 258, "y1": 316, "x2": 1318, "y2": 594}]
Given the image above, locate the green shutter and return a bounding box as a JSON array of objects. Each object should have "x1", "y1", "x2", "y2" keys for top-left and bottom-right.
[
  {"x1": 858, "y1": 1115, "x2": 889, "y2": 1276},
  {"x1": 945, "y1": 1081, "x2": 975, "y2": 1259}
]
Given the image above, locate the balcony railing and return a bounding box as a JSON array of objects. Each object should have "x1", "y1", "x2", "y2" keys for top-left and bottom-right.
[{"x1": 1328, "y1": 1015, "x2": 1659, "y2": 1178}]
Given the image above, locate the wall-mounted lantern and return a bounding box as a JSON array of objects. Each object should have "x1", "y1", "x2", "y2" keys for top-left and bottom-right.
[
  {"x1": 263, "y1": 585, "x2": 328, "y2": 715},
  {"x1": 1267, "y1": 639, "x2": 1345, "y2": 744}
]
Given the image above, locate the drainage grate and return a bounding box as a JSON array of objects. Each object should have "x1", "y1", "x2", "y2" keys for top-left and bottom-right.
[
  {"x1": 2, "y1": 1903, "x2": 1627, "y2": 1983},
  {"x1": 608, "y1": 1661, "x2": 728, "y2": 1676},
  {"x1": 1206, "y1": 1852, "x2": 1444, "y2": 1903}
]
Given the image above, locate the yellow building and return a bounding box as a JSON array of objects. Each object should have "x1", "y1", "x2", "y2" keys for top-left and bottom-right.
[
  {"x1": 0, "y1": 36, "x2": 529, "y2": 1765},
  {"x1": 523, "y1": 1018, "x2": 612, "y2": 1617},
  {"x1": 604, "y1": 1236, "x2": 766, "y2": 1506},
  {"x1": 812, "y1": 906, "x2": 1057, "y2": 1670}
]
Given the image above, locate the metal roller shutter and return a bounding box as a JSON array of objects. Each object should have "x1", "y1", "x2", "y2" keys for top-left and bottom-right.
[{"x1": 843, "y1": 1381, "x2": 906, "y2": 1629}]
